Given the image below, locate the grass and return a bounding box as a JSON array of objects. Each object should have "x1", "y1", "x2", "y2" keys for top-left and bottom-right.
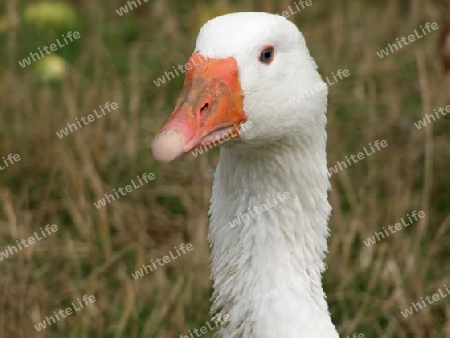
[{"x1": 0, "y1": 0, "x2": 449, "y2": 337}]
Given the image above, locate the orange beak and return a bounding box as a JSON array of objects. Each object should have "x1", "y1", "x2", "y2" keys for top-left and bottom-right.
[{"x1": 152, "y1": 53, "x2": 246, "y2": 162}]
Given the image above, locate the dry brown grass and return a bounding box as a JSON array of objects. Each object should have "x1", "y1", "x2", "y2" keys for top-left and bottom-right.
[{"x1": 0, "y1": 0, "x2": 449, "y2": 337}]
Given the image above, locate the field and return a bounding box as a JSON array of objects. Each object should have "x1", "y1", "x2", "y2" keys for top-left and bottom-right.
[{"x1": 0, "y1": 0, "x2": 449, "y2": 337}]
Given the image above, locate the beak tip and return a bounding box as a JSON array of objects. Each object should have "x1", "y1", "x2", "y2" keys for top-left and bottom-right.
[{"x1": 151, "y1": 129, "x2": 184, "y2": 163}]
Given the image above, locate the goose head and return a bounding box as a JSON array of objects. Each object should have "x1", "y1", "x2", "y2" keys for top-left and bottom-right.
[{"x1": 152, "y1": 12, "x2": 327, "y2": 161}]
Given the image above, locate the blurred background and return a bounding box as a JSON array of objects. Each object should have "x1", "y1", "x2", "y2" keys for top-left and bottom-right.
[{"x1": 0, "y1": 0, "x2": 449, "y2": 337}]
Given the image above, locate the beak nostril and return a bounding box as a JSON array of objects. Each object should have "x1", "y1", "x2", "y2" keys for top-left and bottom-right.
[{"x1": 199, "y1": 102, "x2": 209, "y2": 117}]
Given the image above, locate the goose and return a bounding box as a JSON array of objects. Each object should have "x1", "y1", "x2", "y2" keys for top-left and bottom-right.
[{"x1": 152, "y1": 12, "x2": 339, "y2": 338}]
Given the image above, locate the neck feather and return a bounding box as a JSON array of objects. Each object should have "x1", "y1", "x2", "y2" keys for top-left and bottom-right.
[{"x1": 208, "y1": 132, "x2": 338, "y2": 337}]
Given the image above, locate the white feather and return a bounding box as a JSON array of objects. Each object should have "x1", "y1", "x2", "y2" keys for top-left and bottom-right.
[{"x1": 195, "y1": 12, "x2": 338, "y2": 337}]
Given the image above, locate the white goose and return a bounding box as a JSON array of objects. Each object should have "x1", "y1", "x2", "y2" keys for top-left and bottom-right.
[{"x1": 152, "y1": 12, "x2": 339, "y2": 338}]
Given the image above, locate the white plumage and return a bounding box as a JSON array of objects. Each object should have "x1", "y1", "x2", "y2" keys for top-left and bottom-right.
[{"x1": 153, "y1": 12, "x2": 338, "y2": 337}]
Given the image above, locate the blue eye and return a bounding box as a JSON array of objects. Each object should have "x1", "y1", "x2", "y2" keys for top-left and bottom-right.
[{"x1": 259, "y1": 46, "x2": 274, "y2": 64}]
